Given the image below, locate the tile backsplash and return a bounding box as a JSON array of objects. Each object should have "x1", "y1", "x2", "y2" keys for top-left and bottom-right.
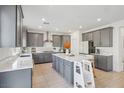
[{"x1": 96, "y1": 47, "x2": 113, "y2": 55}]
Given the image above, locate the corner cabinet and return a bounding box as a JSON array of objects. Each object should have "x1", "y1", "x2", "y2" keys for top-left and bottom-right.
[{"x1": 0, "y1": 5, "x2": 24, "y2": 47}]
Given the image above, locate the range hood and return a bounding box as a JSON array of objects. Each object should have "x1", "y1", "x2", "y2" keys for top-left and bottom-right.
[{"x1": 44, "y1": 31, "x2": 53, "y2": 42}]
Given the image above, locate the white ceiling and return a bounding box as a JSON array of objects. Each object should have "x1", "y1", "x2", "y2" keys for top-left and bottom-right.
[{"x1": 22, "y1": 5, "x2": 124, "y2": 32}]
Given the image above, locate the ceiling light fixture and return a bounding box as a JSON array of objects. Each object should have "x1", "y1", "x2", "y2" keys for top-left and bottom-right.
[
  {"x1": 39, "y1": 26, "x2": 42, "y2": 28},
  {"x1": 68, "y1": 30, "x2": 71, "y2": 32},
  {"x1": 56, "y1": 28, "x2": 59, "y2": 31},
  {"x1": 42, "y1": 18, "x2": 46, "y2": 22},
  {"x1": 97, "y1": 18, "x2": 102, "y2": 22},
  {"x1": 79, "y1": 26, "x2": 82, "y2": 29}
]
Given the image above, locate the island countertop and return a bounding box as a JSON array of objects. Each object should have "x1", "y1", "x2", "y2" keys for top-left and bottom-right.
[
  {"x1": 0, "y1": 53, "x2": 33, "y2": 73},
  {"x1": 52, "y1": 53, "x2": 92, "y2": 62}
]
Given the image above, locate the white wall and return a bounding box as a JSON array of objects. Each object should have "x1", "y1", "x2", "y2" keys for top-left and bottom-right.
[
  {"x1": 71, "y1": 31, "x2": 80, "y2": 55},
  {"x1": 118, "y1": 27, "x2": 124, "y2": 71},
  {"x1": 0, "y1": 48, "x2": 21, "y2": 61},
  {"x1": 80, "y1": 20, "x2": 124, "y2": 72}
]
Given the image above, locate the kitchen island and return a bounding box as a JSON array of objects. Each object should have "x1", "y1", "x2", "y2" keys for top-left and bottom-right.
[
  {"x1": 0, "y1": 53, "x2": 33, "y2": 88},
  {"x1": 52, "y1": 53, "x2": 95, "y2": 88}
]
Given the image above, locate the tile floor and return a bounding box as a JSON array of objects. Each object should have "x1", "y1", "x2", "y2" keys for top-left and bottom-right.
[
  {"x1": 32, "y1": 63, "x2": 72, "y2": 88},
  {"x1": 32, "y1": 63, "x2": 124, "y2": 88},
  {"x1": 95, "y1": 69, "x2": 124, "y2": 88}
]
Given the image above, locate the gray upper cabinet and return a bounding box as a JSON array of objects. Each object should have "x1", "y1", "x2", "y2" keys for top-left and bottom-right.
[
  {"x1": 82, "y1": 27, "x2": 113, "y2": 47},
  {"x1": 82, "y1": 34, "x2": 85, "y2": 41},
  {"x1": 109, "y1": 27, "x2": 113, "y2": 47},
  {"x1": 84, "y1": 33, "x2": 88, "y2": 41},
  {"x1": 0, "y1": 5, "x2": 23, "y2": 47},
  {"x1": 100, "y1": 27, "x2": 113, "y2": 47},
  {"x1": 16, "y1": 6, "x2": 23, "y2": 47},
  {"x1": 92, "y1": 31, "x2": 100, "y2": 47},
  {"x1": 62, "y1": 35, "x2": 71, "y2": 47},
  {"x1": 82, "y1": 32, "x2": 93, "y2": 41},
  {"x1": 53, "y1": 35, "x2": 62, "y2": 47},
  {"x1": 87, "y1": 32, "x2": 93, "y2": 41},
  {"x1": 27, "y1": 33, "x2": 44, "y2": 47},
  {"x1": 52, "y1": 35, "x2": 71, "y2": 47}
]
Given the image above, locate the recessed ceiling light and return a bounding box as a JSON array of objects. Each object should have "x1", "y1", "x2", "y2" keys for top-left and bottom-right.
[
  {"x1": 79, "y1": 26, "x2": 82, "y2": 29},
  {"x1": 68, "y1": 30, "x2": 71, "y2": 32},
  {"x1": 97, "y1": 18, "x2": 102, "y2": 22},
  {"x1": 39, "y1": 26, "x2": 42, "y2": 29},
  {"x1": 42, "y1": 18, "x2": 46, "y2": 22},
  {"x1": 56, "y1": 28, "x2": 59, "y2": 31}
]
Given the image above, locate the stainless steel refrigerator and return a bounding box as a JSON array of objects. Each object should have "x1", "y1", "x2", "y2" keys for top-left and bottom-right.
[{"x1": 80, "y1": 41, "x2": 95, "y2": 54}]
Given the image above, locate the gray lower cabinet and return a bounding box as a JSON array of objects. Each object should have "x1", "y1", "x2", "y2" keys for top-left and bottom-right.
[
  {"x1": 0, "y1": 69, "x2": 32, "y2": 88},
  {"x1": 38, "y1": 53, "x2": 45, "y2": 63},
  {"x1": 59, "y1": 58, "x2": 64, "y2": 77},
  {"x1": 55, "y1": 57, "x2": 59, "y2": 72},
  {"x1": 32, "y1": 53, "x2": 52, "y2": 64},
  {"x1": 32, "y1": 53, "x2": 39, "y2": 64},
  {"x1": 63, "y1": 59, "x2": 74, "y2": 85},
  {"x1": 52, "y1": 55, "x2": 74, "y2": 85},
  {"x1": 44, "y1": 53, "x2": 52, "y2": 62},
  {"x1": 95, "y1": 55, "x2": 113, "y2": 71},
  {"x1": 52, "y1": 55, "x2": 56, "y2": 69},
  {"x1": 94, "y1": 55, "x2": 98, "y2": 68}
]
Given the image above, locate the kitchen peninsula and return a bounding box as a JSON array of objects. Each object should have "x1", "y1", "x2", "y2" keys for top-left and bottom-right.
[{"x1": 0, "y1": 53, "x2": 33, "y2": 88}]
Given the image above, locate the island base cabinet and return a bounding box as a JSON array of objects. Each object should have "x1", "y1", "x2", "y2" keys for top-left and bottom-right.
[
  {"x1": 55, "y1": 58, "x2": 59, "y2": 72},
  {"x1": 52, "y1": 55, "x2": 74, "y2": 86},
  {"x1": 52, "y1": 55, "x2": 56, "y2": 69},
  {"x1": 0, "y1": 69, "x2": 32, "y2": 88},
  {"x1": 59, "y1": 59, "x2": 64, "y2": 77},
  {"x1": 63, "y1": 60, "x2": 74, "y2": 85}
]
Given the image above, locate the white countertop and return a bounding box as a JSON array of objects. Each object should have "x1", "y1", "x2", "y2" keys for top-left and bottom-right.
[
  {"x1": 0, "y1": 53, "x2": 33, "y2": 73},
  {"x1": 52, "y1": 53, "x2": 92, "y2": 62},
  {"x1": 90, "y1": 53, "x2": 113, "y2": 56}
]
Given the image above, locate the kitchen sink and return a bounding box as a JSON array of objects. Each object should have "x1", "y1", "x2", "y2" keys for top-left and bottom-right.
[{"x1": 20, "y1": 55, "x2": 30, "y2": 57}]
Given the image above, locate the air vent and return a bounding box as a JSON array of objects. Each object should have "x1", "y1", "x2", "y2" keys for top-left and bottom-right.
[{"x1": 43, "y1": 21, "x2": 50, "y2": 25}]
